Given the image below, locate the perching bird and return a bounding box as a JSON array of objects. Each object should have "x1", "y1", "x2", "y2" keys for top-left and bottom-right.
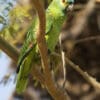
[{"x1": 16, "y1": 0, "x2": 74, "y2": 93}]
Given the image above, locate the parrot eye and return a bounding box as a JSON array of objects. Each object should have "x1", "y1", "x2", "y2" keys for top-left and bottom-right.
[
  {"x1": 69, "y1": 2, "x2": 73, "y2": 4},
  {"x1": 62, "y1": 0, "x2": 65, "y2": 3}
]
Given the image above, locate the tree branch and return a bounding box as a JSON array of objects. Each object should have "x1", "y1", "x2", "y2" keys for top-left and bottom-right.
[
  {"x1": 65, "y1": 56, "x2": 100, "y2": 90},
  {"x1": 32, "y1": 0, "x2": 70, "y2": 100},
  {"x1": 0, "y1": 36, "x2": 19, "y2": 62}
]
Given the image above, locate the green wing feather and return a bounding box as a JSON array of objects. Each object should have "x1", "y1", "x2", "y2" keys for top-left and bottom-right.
[
  {"x1": 16, "y1": 46, "x2": 36, "y2": 93},
  {"x1": 16, "y1": 17, "x2": 38, "y2": 93}
]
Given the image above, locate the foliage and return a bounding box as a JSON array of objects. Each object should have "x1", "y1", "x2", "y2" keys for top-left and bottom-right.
[{"x1": 0, "y1": 0, "x2": 33, "y2": 44}]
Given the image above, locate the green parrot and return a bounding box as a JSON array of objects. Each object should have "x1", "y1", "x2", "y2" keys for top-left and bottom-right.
[{"x1": 16, "y1": 0, "x2": 74, "y2": 93}]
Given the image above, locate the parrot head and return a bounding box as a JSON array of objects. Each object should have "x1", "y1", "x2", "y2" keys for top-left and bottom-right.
[{"x1": 54, "y1": 0, "x2": 74, "y2": 11}]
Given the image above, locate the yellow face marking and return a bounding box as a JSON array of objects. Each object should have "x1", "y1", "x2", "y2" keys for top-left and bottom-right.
[{"x1": 61, "y1": 0, "x2": 68, "y2": 7}]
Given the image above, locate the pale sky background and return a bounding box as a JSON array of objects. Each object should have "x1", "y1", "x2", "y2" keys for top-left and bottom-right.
[
  {"x1": 0, "y1": 0, "x2": 16, "y2": 99},
  {"x1": 0, "y1": 52, "x2": 16, "y2": 100}
]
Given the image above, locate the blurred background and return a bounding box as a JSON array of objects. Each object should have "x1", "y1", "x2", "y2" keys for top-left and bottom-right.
[{"x1": 0, "y1": 0, "x2": 100, "y2": 100}]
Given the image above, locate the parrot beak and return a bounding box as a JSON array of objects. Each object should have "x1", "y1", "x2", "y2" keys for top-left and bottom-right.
[
  {"x1": 67, "y1": 0, "x2": 74, "y2": 11},
  {"x1": 67, "y1": 4, "x2": 74, "y2": 11}
]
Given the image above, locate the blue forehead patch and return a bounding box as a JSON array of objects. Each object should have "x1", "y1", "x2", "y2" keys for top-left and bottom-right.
[{"x1": 67, "y1": 0, "x2": 74, "y2": 3}]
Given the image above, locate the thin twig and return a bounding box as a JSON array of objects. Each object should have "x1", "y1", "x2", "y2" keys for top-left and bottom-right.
[
  {"x1": 31, "y1": 65, "x2": 45, "y2": 85},
  {"x1": 74, "y1": 4, "x2": 99, "y2": 11},
  {"x1": 75, "y1": 35, "x2": 100, "y2": 44},
  {"x1": 62, "y1": 51, "x2": 67, "y2": 88},
  {"x1": 53, "y1": 52, "x2": 100, "y2": 90},
  {"x1": 59, "y1": 36, "x2": 67, "y2": 88}
]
